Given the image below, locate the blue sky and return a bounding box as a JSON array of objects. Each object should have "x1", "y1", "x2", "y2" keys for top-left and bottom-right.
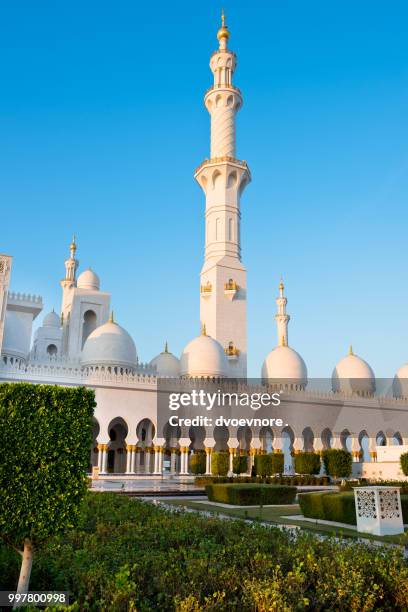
[{"x1": 1, "y1": 1, "x2": 408, "y2": 377}]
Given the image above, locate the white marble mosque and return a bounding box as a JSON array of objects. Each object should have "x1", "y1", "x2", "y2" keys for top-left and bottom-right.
[{"x1": 1, "y1": 15, "x2": 407, "y2": 478}]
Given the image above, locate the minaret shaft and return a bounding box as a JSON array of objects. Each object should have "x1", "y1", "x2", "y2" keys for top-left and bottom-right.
[{"x1": 195, "y1": 14, "x2": 250, "y2": 378}]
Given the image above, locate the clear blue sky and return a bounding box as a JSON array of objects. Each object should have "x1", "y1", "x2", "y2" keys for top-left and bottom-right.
[{"x1": 1, "y1": 1, "x2": 408, "y2": 377}]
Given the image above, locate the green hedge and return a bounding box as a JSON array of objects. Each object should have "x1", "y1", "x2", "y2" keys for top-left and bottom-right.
[
  {"x1": 322, "y1": 449, "x2": 352, "y2": 479},
  {"x1": 1, "y1": 493, "x2": 407, "y2": 610},
  {"x1": 211, "y1": 451, "x2": 229, "y2": 476},
  {"x1": 189, "y1": 452, "x2": 206, "y2": 475},
  {"x1": 340, "y1": 479, "x2": 408, "y2": 495},
  {"x1": 254, "y1": 453, "x2": 284, "y2": 476},
  {"x1": 299, "y1": 491, "x2": 408, "y2": 525},
  {"x1": 206, "y1": 484, "x2": 297, "y2": 505},
  {"x1": 195, "y1": 474, "x2": 330, "y2": 487},
  {"x1": 401, "y1": 452, "x2": 408, "y2": 477},
  {"x1": 294, "y1": 452, "x2": 321, "y2": 475},
  {"x1": 233, "y1": 455, "x2": 248, "y2": 475}
]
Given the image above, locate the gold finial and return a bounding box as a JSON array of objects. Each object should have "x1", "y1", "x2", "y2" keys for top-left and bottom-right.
[
  {"x1": 70, "y1": 234, "x2": 77, "y2": 255},
  {"x1": 201, "y1": 323, "x2": 207, "y2": 336},
  {"x1": 349, "y1": 344, "x2": 353, "y2": 356},
  {"x1": 217, "y1": 8, "x2": 230, "y2": 43},
  {"x1": 109, "y1": 311, "x2": 114, "y2": 324},
  {"x1": 281, "y1": 336, "x2": 286, "y2": 347},
  {"x1": 164, "y1": 341, "x2": 168, "y2": 353},
  {"x1": 279, "y1": 275, "x2": 284, "y2": 292}
]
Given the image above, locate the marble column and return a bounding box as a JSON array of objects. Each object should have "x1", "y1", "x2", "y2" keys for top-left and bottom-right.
[{"x1": 205, "y1": 447, "x2": 212, "y2": 475}]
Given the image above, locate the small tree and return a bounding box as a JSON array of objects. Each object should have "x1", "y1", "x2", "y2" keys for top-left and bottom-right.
[
  {"x1": 400, "y1": 452, "x2": 408, "y2": 476},
  {"x1": 233, "y1": 455, "x2": 248, "y2": 475},
  {"x1": 0, "y1": 383, "x2": 95, "y2": 597},
  {"x1": 322, "y1": 449, "x2": 352, "y2": 479},
  {"x1": 294, "y1": 452, "x2": 321, "y2": 475},
  {"x1": 190, "y1": 452, "x2": 206, "y2": 475},
  {"x1": 211, "y1": 451, "x2": 229, "y2": 476}
]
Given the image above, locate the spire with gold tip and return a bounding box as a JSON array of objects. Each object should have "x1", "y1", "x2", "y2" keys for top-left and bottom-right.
[
  {"x1": 217, "y1": 8, "x2": 230, "y2": 49},
  {"x1": 69, "y1": 234, "x2": 77, "y2": 259}
]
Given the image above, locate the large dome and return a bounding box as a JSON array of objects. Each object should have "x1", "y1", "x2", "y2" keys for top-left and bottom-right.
[
  {"x1": 43, "y1": 310, "x2": 60, "y2": 328},
  {"x1": 180, "y1": 333, "x2": 228, "y2": 378},
  {"x1": 81, "y1": 319, "x2": 137, "y2": 370},
  {"x1": 262, "y1": 345, "x2": 307, "y2": 388},
  {"x1": 393, "y1": 363, "x2": 408, "y2": 398},
  {"x1": 150, "y1": 343, "x2": 180, "y2": 377},
  {"x1": 77, "y1": 268, "x2": 100, "y2": 291},
  {"x1": 332, "y1": 347, "x2": 375, "y2": 395}
]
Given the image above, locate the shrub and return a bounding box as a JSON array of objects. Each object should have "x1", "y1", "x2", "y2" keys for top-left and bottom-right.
[
  {"x1": 206, "y1": 484, "x2": 297, "y2": 505},
  {"x1": 0, "y1": 382, "x2": 95, "y2": 595},
  {"x1": 211, "y1": 451, "x2": 229, "y2": 476},
  {"x1": 1, "y1": 493, "x2": 407, "y2": 610},
  {"x1": 233, "y1": 454, "x2": 248, "y2": 475},
  {"x1": 194, "y1": 474, "x2": 331, "y2": 487},
  {"x1": 189, "y1": 452, "x2": 206, "y2": 475},
  {"x1": 322, "y1": 449, "x2": 352, "y2": 479},
  {"x1": 255, "y1": 452, "x2": 284, "y2": 476},
  {"x1": 294, "y1": 451, "x2": 321, "y2": 475},
  {"x1": 299, "y1": 491, "x2": 408, "y2": 525},
  {"x1": 401, "y1": 452, "x2": 408, "y2": 477}
]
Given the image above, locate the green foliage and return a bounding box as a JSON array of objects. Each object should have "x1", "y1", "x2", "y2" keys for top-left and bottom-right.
[
  {"x1": 211, "y1": 451, "x2": 229, "y2": 476},
  {"x1": 299, "y1": 491, "x2": 408, "y2": 526},
  {"x1": 0, "y1": 382, "x2": 95, "y2": 548},
  {"x1": 294, "y1": 452, "x2": 321, "y2": 475},
  {"x1": 254, "y1": 453, "x2": 284, "y2": 476},
  {"x1": 322, "y1": 449, "x2": 352, "y2": 479},
  {"x1": 232, "y1": 454, "x2": 248, "y2": 475},
  {"x1": 1, "y1": 493, "x2": 407, "y2": 610},
  {"x1": 340, "y1": 479, "x2": 408, "y2": 495},
  {"x1": 189, "y1": 452, "x2": 206, "y2": 475},
  {"x1": 194, "y1": 474, "x2": 330, "y2": 486},
  {"x1": 401, "y1": 452, "x2": 408, "y2": 477},
  {"x1": 206, "y1": 483, "x2": 297, "y2": 505}
]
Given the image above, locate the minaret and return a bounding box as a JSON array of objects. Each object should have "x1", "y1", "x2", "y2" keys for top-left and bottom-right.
[
  {"x1": 195, "y1": 12, "x2": 251, "y2": 378},
  {"x1": 60, "y1": 236, "x2": 79, "y2": 318},
  {"x1": 275, "y1": 277, "x2": 290, "y2": 347},
  {"x1": 0, "y1": 254, "x2": 12, "y2": 355}
]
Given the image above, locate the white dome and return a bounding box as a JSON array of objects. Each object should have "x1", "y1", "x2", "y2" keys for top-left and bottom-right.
[
  {"x1": 43, "y1": 310, "x2": 60, "y2": 328},
  {"x1": 77, "y1": 268, "x2": 100, "y2": 291},
  {"x1": 393, "y1": 363, "x2": 408, "y2": 398},
  {"x1": 180, "y1": 334, "x2": 228, "y2": 378},
  {"x1": 262, "y1": 345, "x2": 308, "y2": 387},
  {"x1": 150, "y1": 344, "x2": 180, "y2": 377},
  {"x1": 81, "y1": 319, "x2": 137, "y2": 370},
  {"x1": 332, "y1": 349, "x2": 375, "y2": 395}
]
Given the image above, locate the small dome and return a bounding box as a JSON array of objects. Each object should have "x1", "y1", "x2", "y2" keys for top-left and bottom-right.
[
  {"x1": 81, "y1": 319, "x2": 137, "y2": 370},
  {"x1": 393, "y1": 363, "x2": 408, "y2": 398},
  {"x1": 332, "y1": 347, "x2": 375, "y2": 395},
  {"x1": 262, "y1": 345, "x2": 308, "y2": 388},
  {"x1": 77, "y1": 268, "x2": 100, "y2": 291},
  {"x1": 150, "y1": 343, "x2": 180, "y2": 377},
  {"x1": 180, "y1": 333, "x2": 228, "y2": 378},
  {"x1": 43, "y1": 310, "x2": 60, "y2": 328}
]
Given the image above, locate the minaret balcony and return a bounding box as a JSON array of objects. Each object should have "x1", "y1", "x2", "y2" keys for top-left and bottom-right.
[
  {"x1": 224, "y1": 279, "x2": 239, "y2": 300},
  {"x1": 225, "y1": 342, "x2": 240, "y2": 361},
  {"x1": 200, "y1": 282, "x2": 212, "y2": 298}
]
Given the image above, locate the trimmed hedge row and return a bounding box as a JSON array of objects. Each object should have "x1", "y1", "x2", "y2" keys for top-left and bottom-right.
[
  {"x1": 340, "y1": 479, "x2": 408, "y2": 495},
  {"x1": 195, "y1": 474, "x2": 330, "y2": 487},
  {"x1": 322, "y1": 449, "x2": 352, "y2": 479},
  {"x1": 189, "y1": 452, "x2": 206, "y2": 475},
  {"x1": 206, "y1": 483, "x2": 297, "y2": 506},
  {"x1": 211, "y1": 451, "x2": 229, "y2": 476},
  {"x1": 254, "y1": 453, "x2": 284, "y2": 476},
  {"x1": 233, "y1": 455, "x2": 248, "y2": 474},
  {"x1": 401, "y1": 452, "x2": 408, "y2": 476},
  {"x1": 299, "y1": 491, "x2": 408, "y2": 525}
]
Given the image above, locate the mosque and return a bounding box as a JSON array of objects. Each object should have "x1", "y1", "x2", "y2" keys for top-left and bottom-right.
[{"x1": 0, "y1": 15, "x2": 407, "y2": 478}]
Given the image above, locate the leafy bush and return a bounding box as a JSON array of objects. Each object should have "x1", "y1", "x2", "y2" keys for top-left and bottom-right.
[
  {"x1": 194, "y1": 474, "x2": 330, "y2": 487},
  {"x1": 294, "y1": 452, "x2": 321, "y2": 475},
  {"x1": 255, "y1": 452, "x2": 284, "y2": 476},
  {"x1": 233, "y1": 454, "x2": 248, "y2": 475},
  {"x1": 0, "y1": 382, "x2": 95, "y2": 594},
  {"x1": 299, "y1": 491, "x2": 408, "y2": 526},
  {"x1": 401, "y1": 452, "x2": 408, "y2": 477},
  {"x1": 211, "y1": 451, "x2": 229, "y2": 476},
  {"x1": 340, "y1": 479, "x2": 408, "y2": 495},
  {"x1": 206, "y1": 484, "x2": 297, "y2": 505},
  {"x1": 189, "y1": 452, "x2": 206, "y2": 475},
  {"x1": 1, "y1": 493, "x2": 407, "y2": 610},
  {"x1": 322, "y1": 449, "x2": 352, "y2": 479}
]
